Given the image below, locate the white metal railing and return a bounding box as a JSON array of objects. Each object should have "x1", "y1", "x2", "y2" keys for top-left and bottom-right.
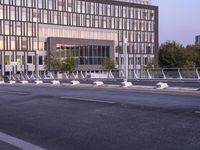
[
  {"x1": 50, "y1": 68, "x2": 200, "y2": 80},
  {"x1": 2, "y1": 68, "x2": 200, "y2": 81},
  {"x1": 127, "y1": 68, "x2": 200, "y2": 80}
]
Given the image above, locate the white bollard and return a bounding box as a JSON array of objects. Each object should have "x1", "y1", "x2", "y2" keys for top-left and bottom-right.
[
  {"x1": 21, "y1": 80, "x2": 29, "y2": 84},
  {"x1": 156, "y1": 82, "x2": 168, "y2": 89},
  {"x1": 93, "y1": 80, "x2": 104, "y2": 86},
  {"x1": 70, "y1": 80, "x2": 80, "y2": 85},
  {"x1": 51, "y1": 80, "x2": 60, "y2": 85},
  {"x1": 9, "y1": 80, "x2": 16, "y2": 84},
  {"x1": 121, "y1": 79, "x2": 133, "y2": 88},
  {"x1": 35, "y1": 80, "x2": 43, "y2": 85},
  {"x1": 0, "y1": 81, "x2": 5, "y2": 84}
]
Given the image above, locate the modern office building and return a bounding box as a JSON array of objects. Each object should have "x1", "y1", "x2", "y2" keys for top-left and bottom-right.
[
  {"x1": 115, "y1": 0, "x2": 151, "y2": 5},
  {"x1": 195, "y1": 35, "x2": 200, "y2": 45},
  {"x1": 0, "y1": 0, "x2": 158, "y2": 77}
]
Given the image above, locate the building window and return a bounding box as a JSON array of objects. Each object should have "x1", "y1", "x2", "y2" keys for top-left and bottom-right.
[
  {"x1": 16, "y1": 0, "x2": 20, "y2": 6},
  {"x1": 27, "y1": 0, "x2": 32, "y2": 7},
  {"x1": 0, "y1": 5, "x2": 3, "y2": 19},
  {"x1": 17, "y1": 56, "x2": 22, "y2": 65},
  {"x1": 38, "y1": 0, "x2": 42, "y2": 8},
  {"x1": 0, "y1": 39, "x2": 3, "y2": 50},
  {"x1": 55, "y1": 44, "x2": 110, "y2": 65},
  {"x1": 4, "y1": 0, "x2": 9, "y2": 4},
  {"x1": 39, "y1": 56, "x2": 43, "y2": 65},
  {"x1": 5, "y1": 21, "x2": 9, "y2": 35},
  {"x1": 49, "y1": 0, "x2": 53, "y2": 9},
  {"x1": 5, "y1": 55, "x2": 11, "y2": 65},
  {"x1": 27, "y1": 56, "x2": 33, "y2": 64},
  {"x1": 22, "y1": 8, "x2": 27, "y2": 21},
  {"x1": 58, "y1": 0, "x2": 63, "y2": 11},
  {"x1": 68, "y1": 0, "x2": 73, "y2": 12},
  {"x1": 22, "y1": 37, "x2": 28, "y2": 50}
]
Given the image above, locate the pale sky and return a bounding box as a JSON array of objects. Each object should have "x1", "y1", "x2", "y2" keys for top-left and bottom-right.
[{"x1": 152, "y1": 0, "x2": 200, "y2": 45}]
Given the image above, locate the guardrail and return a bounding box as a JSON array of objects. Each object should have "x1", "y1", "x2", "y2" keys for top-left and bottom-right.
[
  {"x1": 59, "y1": 68, "x2": 199, "y2": 80},
  {"x1": 128, "y1": 68, "x2": 200, "y2": 80},
  {"x1": 1, "y1": 68, "x2": 200, "y2": 82}
]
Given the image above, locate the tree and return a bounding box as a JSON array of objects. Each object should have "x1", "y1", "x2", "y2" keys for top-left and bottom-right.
[
  {"x1": 158, "y1": 41, "x2": 200, "y2": 68},
  {"x1": 102, "y1": 57, "x2": 115, "y2": 70},
  {"x1": 185, "y1": 45, "x2": 200, "y2": 67},
  {"x1": 45, "y1": 54, "x2": 62, "y2": 71},
  {"x1": 184, "y1": 60, "x2": 196, "y2": 68},
  {"x1": 46, "y1": 53, "x2": 77, "y2": 72},
  {"x1": 61, "y1": 57, "x2": 76, "y2": 71},
  {"x1": 159, "y1": 41, "x2": 187, "y2": 68},
  {"x1": 144, "y1": 58, "x2": 159, "y2": 68}
]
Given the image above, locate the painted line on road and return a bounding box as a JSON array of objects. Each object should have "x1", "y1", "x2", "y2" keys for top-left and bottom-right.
[
  {"x1": 194, "y1": 111, "x2": 200, "y2": 114},
  {"x1": 60, "y1": 96, "x2": 116, "y2": 104},
  {"x1": 0, "y1": 132, "x2": 46, "y2": 150},
  {"x1": 0, "y1": 91, "x2": 29, "y2": 95}
]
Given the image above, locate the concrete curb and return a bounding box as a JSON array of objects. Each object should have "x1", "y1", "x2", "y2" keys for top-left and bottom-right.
[{"x1": 0, "y1": 82, "x2": 199, "y2": 94}]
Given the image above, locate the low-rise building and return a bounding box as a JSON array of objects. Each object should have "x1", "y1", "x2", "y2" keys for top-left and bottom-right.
[{"x1": 195, "y1": 35, "x2": 200, "y2": 45}]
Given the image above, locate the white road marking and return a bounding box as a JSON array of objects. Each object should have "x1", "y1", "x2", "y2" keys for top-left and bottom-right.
[
  {"x1": 0, "y1": 91, "x2": 29, "y2": 95},
  {"x1": 60, "y1": 96, "x2": 116, "y2": 104},
  {"x1": 0, "y1": 132, "x2": 46, "y2": 150},
  {"x1": 194, "y1": 111, "x2": 200, "y2": 114}
]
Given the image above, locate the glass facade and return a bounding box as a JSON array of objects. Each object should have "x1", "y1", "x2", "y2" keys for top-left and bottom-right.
[
  {"x1": 0, "y1": 0, "x2": 158, "y2": 72},
  {"x1": 56, "y1": 44, "x2": 110, "y2": 65}
]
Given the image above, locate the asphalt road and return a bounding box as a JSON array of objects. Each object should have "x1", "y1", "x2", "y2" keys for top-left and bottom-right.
[{"x1": 0, "y1": 84, "x2": 200, "y2": 150}]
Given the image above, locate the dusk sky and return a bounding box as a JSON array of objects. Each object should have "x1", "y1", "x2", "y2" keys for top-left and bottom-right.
[{"x1": 152, "y1": 0, "x2": 200, "y2": 46}]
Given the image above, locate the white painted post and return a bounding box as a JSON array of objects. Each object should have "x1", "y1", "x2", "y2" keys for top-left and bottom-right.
[
  {"x1": 147, "y1": 69, "x2": 152, "y2": 79},
  {"x1": 196, "y1": 69, "x2": 200, "y2": 79},
  {"x1": 156, "y1": 82, "x2": 168, "y2": 89},
  {"x1": 93, "y1": 80, "x2": 104, "y2": 86},
  {"x1": 70, "y1": 80, "x2": 80, "y2": 85},
  {"x1": 178, "y1": 68, "x2": 183, "y2": 79},
  {"x1": 80, "y1": 71, "x2": 85, "y2": 79},
  {"x1": 162, "y1": 69, "x2": 167, "y2": 79},
  {"x1": 121, "y1": 79, "x2": 133, "y2": 88},
  {"x1": 133, "y1": 70, "x2": 139, "y2": 79}
]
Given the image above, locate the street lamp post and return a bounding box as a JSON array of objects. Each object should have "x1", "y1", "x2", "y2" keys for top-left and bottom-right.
[
  {"x1": 123, "y1": 38, "x2": 128, "y2": 79},
  {"x1": 36, "y1": 0, "x2": 39, "y2": 81},
  {"x1": 121, "y1": 38, "x2": 133, "y2": 87}
]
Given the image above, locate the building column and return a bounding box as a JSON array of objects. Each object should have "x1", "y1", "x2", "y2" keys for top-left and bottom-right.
[{"x1": 1, "y1": 51, "x2": 5, "y2": 77}]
